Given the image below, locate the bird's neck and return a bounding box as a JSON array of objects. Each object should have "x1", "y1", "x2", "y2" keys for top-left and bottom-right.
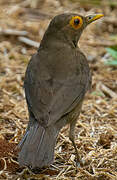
[{"x1": 39, "y1": 29, "x2": 80, "y2": 50}]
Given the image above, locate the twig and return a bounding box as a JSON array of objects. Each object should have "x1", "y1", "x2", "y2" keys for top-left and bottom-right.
[
  {"x1": 100, "y1": 84, "x2": 117, "y2": 98},
  {"x1": 0, "y1": 28, "x2": 28, "y2": 36},
  {"x1": 24, "y1": 8, "x2": 52, "y2": 20},
  {"x1": 82, "y1": 40, "x2": 117, "y2": 47},
  {"x1": 18, "y1": 36, "x2": 40, "y2": 48},
  {"x1": 104, "y1": 17, "x2": 117, "y2": 26}
]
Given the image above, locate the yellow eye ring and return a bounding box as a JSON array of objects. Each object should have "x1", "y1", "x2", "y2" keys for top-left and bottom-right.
[{"x1": 69, "y1": 16, "x2": 83, "y2": 30}]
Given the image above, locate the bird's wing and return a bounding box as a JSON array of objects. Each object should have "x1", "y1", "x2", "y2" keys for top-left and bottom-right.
[{"x1": 24, "y1": 51, "x2": 91, "y2": 127}]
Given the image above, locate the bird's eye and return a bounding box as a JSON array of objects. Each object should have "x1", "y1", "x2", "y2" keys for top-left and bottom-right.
[
  {"x1": 74, "y1": 18, "x2": 80, "y2": 25},
  {"x1": 69, "y1": 16, "x2": 83, "y2": 30}
]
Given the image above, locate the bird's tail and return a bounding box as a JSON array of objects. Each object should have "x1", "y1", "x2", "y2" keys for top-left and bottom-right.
[{"x1": 18, "y1": 121, "x2": 59, "y2": 169}]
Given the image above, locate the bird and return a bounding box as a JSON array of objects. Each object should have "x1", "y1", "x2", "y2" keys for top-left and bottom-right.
[{"x1": 18, "y1": 13, "x2": 103, "y2": 169}]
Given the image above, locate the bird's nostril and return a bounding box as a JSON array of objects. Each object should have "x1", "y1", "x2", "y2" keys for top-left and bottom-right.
[{"x1": 88, "y1": 16, "x2": 92, "y2": 19}]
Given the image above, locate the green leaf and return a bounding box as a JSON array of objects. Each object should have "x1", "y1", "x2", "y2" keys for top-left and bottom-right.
[
  {"x1": 105, "y1": 60, "x2": 117, "y2": 66},
  {"x1": 106, "y1": 47, "x2": 117, "y2": 59},
  {"x1": 110, "y1": 35, "x2": 117, "y2": 41},
  {"x1": 91, "y1": 91, "x2": 105, "y2": 97}
]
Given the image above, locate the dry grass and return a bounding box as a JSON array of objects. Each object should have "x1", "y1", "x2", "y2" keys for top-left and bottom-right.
[{"x1": 0, "y1": 0, "x2": 117, "y2": 179}]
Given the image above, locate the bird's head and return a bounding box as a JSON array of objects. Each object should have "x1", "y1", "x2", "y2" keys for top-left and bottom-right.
[{"x1": 43, "y1": 13, "x2": 104, "y2": 47}]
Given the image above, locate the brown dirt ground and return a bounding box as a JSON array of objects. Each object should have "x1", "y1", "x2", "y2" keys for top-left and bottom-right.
[{"x1": 0, "y1": 0, "x2": 117, "y2": 179}]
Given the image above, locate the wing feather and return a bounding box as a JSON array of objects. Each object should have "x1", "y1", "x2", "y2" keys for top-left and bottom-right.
[{"x1": 24, "y1": 49, "x2": 91, "y2": 127}]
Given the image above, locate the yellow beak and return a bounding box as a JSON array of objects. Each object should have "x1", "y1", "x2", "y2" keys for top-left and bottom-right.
[
  {"x1": 92, "y1": 14, "x2": 104, "y2": 21},
  {"x1": 86, "y1": 14, "x2": 104, "y2": 24}
]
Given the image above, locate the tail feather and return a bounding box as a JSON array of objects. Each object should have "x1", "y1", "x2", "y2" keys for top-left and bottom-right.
[{"x1": 18, "y1": 122, "x2": 58, "y2": 168}]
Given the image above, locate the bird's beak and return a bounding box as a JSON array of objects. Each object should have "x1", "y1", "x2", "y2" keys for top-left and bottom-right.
[
  {"x1": 86, "y1": 14, "x2": 104, "y2": 24},
  {"x1": 91, "y1": 14, "x2": 104, "y2": 21}
]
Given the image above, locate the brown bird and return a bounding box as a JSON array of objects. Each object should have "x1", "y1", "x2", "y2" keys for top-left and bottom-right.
[{"x1": 18, "y1": 13, "x2": 103, "y2": 169}]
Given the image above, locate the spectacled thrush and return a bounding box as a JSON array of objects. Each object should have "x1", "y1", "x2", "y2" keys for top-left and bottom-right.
[{"x1": 18, "y1": 13, "x2": 103, "y2": 169}]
